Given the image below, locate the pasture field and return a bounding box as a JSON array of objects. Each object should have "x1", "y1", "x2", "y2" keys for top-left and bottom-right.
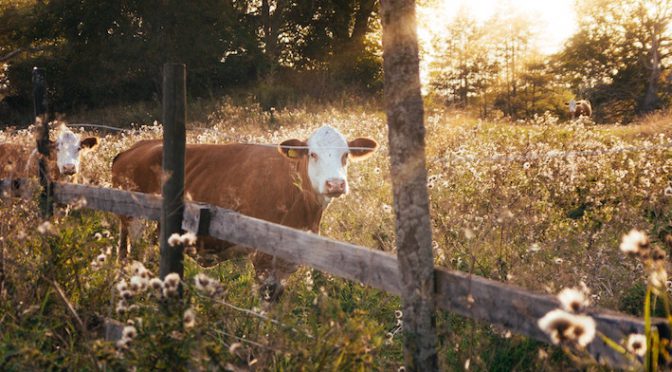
[{"x1": 1, "y1": 101, "x2": 671, "y2": 370}]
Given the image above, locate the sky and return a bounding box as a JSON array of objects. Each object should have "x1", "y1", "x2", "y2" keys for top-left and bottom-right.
[{"x1": 417, "y1": 0, "x2": 579, "y2": 55}]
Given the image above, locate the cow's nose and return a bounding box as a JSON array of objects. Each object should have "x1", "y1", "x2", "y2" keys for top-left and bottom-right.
[
  {"x1": 325, "y1": 178, "x2": 346, "y2": 196},
  {"x1": 62, "y1": 164, "x2": 76, "y2": 175}
]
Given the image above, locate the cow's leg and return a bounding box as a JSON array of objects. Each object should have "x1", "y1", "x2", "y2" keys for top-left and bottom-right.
[
  {"x1": 252, "y1": 252, "x2": 297, "y2": 302},
  {"x1": 118, "y1": 216, "x2": 130, "y2": 261}
]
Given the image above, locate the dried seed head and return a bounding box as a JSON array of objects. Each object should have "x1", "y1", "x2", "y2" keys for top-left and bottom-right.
[
  {"x1": 620, "y1": 229, "x2": 650, "y2": 255},
  {"x1": 149, "y1": 278, "x2": 163, "y2": 291},
  {"x1": 129, "y1": 276, "x2": 148, "y2": 293},
  {"x1": 650, "y1": 268, "x2": 668, "y2": 290},
  {"x1": 116, "y1": 279, "x2": 128, "y2": 294},
  {"x1": 194, "y1": 273, "x2": 212, "y2": 292},
  {"x1": 538, "y1": 309, "x2": 596, "y2": 347},
  {"x1": 183, "y1": 308, "x2": 196, "y2": 329},
  {"x1": 181, "y1": 232, "x2": 197, "y2": 246},
  {"x1": 626, "y1": 334, "x2": 647, "y2": 357},
  {"x1": 168, "y1": 233, "x2": 181, "y2": 247},
  {"x1": 122, "y1": 325, "x2": 137, "y2": 339},
  {"x1": 557, "y1": 287, "x2": 590, "y2": 313},
  {"x1": 164, "y1": 273, "x2": 180, "y2": 289},
  {"x1": 651, "y1": 247, "x2": 667, "y2": 262}
]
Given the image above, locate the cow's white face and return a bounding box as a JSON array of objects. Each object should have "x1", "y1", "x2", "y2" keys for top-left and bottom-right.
[
  {"x1": 568, "y1": 99, "x2": 577, "y2": 113},
  {"x1": 279, "y1": 125, "x2": 378, "y2": 204},
  {"x1": 54, "y1": 127, "x2": 99, "y2": 176}
]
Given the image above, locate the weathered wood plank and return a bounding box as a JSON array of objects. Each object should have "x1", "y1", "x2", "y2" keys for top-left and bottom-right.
[
  {"x1": 207, "y1": 206, "x2": 402, "y2": 295},
  {"x1": 53, "y1": 183, "x2": 163, "y2": 220},
  {"x1": 433, "y1": 269, "x2": 660, "y2": 367}
]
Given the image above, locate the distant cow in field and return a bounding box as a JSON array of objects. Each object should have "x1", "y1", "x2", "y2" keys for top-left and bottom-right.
[
  {"x1": 567, "y1": 99, "x2": 592, "y2": 119},
  {"x1": 0, "y1": 124, "x2": 99, "y2": 194},
  {"x1": 112, "y1": 125, "x2": 378, "y2": 300}
]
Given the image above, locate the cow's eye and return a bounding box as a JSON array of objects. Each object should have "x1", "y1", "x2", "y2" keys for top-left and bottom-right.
[
  {"x1": 341, "y1": 153, "x2": 348, "y2": 166},
  {"x1": 310, "y1": 152, "x2": 318, "y2": 161}
]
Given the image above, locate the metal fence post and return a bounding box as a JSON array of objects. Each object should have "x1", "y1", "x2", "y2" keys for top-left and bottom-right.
[
  {"x1": 32, "y1": 67, "x2": 53, "y2": 218},
  {"x1": 159, "y1": 63, "x2": 187, "y2": 283}
]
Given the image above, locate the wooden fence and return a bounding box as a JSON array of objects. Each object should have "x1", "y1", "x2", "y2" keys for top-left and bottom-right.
[
  {"x1": 0, "y1": 179, "x2": 664, "y2": 368},
  {"x1": 0, "y1": 61, "x2": 664, "y2": 370}
]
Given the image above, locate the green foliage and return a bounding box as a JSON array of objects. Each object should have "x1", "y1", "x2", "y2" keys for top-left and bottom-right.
[{"x1": 0, "y1": 0, "x2": 382, "y2": 121}]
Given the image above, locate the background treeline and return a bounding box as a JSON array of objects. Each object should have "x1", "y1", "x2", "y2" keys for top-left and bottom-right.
[
  {"x1": 0, "y1": 0, "x2": 381, "y2": 122},
  {"x1": 427, "y1": 0, "x2": 672, "y2": 123},
  {"x1": 1, "y1": 0, "x2": 672, "y2": 124}
]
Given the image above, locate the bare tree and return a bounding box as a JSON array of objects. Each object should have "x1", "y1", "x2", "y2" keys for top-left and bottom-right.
[{"x1": 380, "y1": 0, "x2": 438, "y2": 370}]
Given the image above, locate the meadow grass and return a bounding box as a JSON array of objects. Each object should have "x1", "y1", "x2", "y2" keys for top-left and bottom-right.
[{"x1": 1, "y1": 101, "x2": 671, "y2": 370}]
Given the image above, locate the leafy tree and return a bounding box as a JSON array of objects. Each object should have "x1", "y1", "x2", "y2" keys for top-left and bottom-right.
[
  {"x1": 428, "y1": 6, "x2": 500, "y2": 115},
  {"x1": 555, "y1": 0, "x2": 672, "y2": 122}
]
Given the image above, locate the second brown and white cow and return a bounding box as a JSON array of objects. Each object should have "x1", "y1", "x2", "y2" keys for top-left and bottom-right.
[
  {"x1": 0, "y1": 124, "x2": 99, "y2": 195},
  {"x1": 111, "y1": 125, "x2": 378, "y2": 300},
  {"x1": 568, "y1": 99, "x2": 592, "y2": 119}
]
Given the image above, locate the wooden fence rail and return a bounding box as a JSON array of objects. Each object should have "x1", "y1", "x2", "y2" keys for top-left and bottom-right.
[{"x1": 29, "y1": 181, "x2": 663, "y2": 368}]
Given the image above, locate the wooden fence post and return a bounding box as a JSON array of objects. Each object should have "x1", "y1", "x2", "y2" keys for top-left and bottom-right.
[
  {"x1": 380, "y1": 1, "x2": 439, "y2": 371},
  {"x1": 32, "y1": 67, "x2": 53, "y2": 218},
  {"x1": 159, "y1": 63, "x2": 187, "y2": 282}
]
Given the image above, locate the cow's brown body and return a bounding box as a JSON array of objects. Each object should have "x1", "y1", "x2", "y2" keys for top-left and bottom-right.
[
  {"x1": 0, "y1": 143, "x2": 57, "y2": 180},
  {"x1": 571, "y1": 100, "x2": 592, "y2": 119},
  {"x1": 112, "y1": 140, "x2": 326, "y2": 295}
]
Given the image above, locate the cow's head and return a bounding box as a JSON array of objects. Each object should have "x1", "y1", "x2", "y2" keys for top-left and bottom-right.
[
  {"x1": 52, "y1": 125, "x2": 99, "y2": 176},
  {"x1": 279, "y1": 126, "x2": 377, "y2": 202},
  {"x1": 567, "y1": 99, "x2": 577, "y2": 114}
]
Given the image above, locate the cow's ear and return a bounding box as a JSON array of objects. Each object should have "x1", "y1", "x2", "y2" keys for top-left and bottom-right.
[
  {"x1": 279, "y1": 139, "x2": 308, "y2": 159},
  {"x1": 80, "y1": 137, "x2": 99, "y2": 150},
  {"x1": 348, "y1": 138, "x2": 378, "y2": 161}
]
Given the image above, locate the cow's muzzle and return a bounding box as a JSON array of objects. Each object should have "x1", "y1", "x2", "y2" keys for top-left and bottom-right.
[
  {"x1": 61, "y1": 164, "x2": 77, "y2": 175},
  {"x1": 325, "y1": 178, "x2": 346, "y2": 197}
]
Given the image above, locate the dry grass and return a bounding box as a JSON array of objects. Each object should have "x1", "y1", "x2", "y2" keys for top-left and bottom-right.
[{"x1": 2, "y1": 102, "x2": 672, "y2": 370}]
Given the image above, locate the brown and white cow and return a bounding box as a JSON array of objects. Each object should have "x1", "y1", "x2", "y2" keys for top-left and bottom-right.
[
  {"x1": 0, "y1": 124, "x2": 99, "y2": 194},
  {"x1": 568, "y1": 99, "x2": 592, "y2": 119},
  {"x1": 112, "y1": 125, "x2": 378, "y2": 300}
]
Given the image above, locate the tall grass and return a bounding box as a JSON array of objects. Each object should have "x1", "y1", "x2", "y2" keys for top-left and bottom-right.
[{"x1": 2, "y1": 101, "x2": 671, "y2": 369}]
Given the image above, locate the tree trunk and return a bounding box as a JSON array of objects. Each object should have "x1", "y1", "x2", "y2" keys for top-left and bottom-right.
[
  {"x1": 380, "y1": 1, "x2": 439, "y2": 371},
  {"x1": 351, "y1": 0, "x2": 377, "y2": 46},
  {"x1": 640, "y1": 24, "x2": 662, "y2": 114},
  {"x1": 261, "y1": 0, "x2": 286, "y2": 69}
]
